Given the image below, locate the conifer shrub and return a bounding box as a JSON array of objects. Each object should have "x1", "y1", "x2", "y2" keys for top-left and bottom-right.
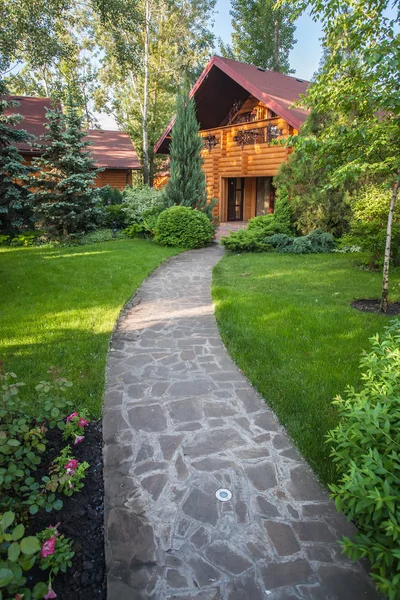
[
  {"x1": 247, "y1": 216, "x2": 290, "y2": 236},
  {"x1": 220, "y1": 229, "x2": 272, "y2": 252},
  {"x1": 273, "y1": 190, "x2": 293, "y2": 232},
  {"x1": 155, "y1": 206, "x2": 215, "y2": 249},
  {"x1": 327, "y1": 320, "x2": 400, "y2": 599}
]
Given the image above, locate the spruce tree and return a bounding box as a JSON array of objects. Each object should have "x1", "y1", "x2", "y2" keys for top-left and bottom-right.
[
  {"x1": 30, "y1": 99, "x2": 102, "y2": 236},
  {"x1": 0, "y1": 81, "x2": 33, "y2": 232},
  {"x1": 165, "y1": 86, "x2": 208, "y2": 213}
]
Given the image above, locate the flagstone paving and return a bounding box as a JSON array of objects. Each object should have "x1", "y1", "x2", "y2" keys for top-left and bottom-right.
[{"x1": 103, "y1": 246, "x2": 380, "y2": 600}]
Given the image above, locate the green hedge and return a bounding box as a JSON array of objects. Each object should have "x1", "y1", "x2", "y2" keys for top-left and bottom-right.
[{"x1": 155, "y1": 206, "x2": 215, "y2": 249}]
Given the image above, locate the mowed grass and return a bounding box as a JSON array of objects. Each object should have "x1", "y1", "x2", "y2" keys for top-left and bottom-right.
[
  {"x1": 0, "y1": 240, "x2": 181, "y2": 416},
  {"x1": 212, "y1": 252, "x2": 400, "y2": 484}
]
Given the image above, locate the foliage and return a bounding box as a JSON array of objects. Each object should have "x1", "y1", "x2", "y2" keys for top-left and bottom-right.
[
  {"x1": 280, "y1": 0, "x2": 400, "y2": 312},
  {"x1": 155, "y1": 206, "x2": 214, "y2": 249},
  {"x1": 0, "y1": 366, "x2": 74, "y2": 516},
  {"x1": 94, "y1": 0, "x2": 216, "y2": 185},
  {"x1": 9, "y1": 231, "x2": 43, "y2": 247},
  {"x1": 220, "y1": 229, "x2": 272, "y2": 252},
  {"x1": 122, "y1": 185, "x2": 167, "y2": 225},
  {"x1": 76, "y1": 228, "x2": 125, "y2": 245},
  {"x1": 274, "y1": 110, "x2": 352, "y2": 237},
  {"x1": 0, "y1": 510, "x2": 44, "y2": 598},
  {"x1": 247, "y1": 214, "x2": 291, "y2": 235},
  {"x1": 29, "y1": 100, "x2": 102, "y2": 236},
  {"x1": 44, "y1": 447, "x2": 89, "y2": 497},
  {"x1": 212, "y1": 251, "x2": 400, "y2": 483},
  {"x1": 273, "y1": 190, "x2": 293, "y2": 232},
  {"x1": 164, "y1": 86, "x2": 208, "y2": 213},
  {"x1": 278, "y1": 229, "x2": 336, "y2": 254},
  {"x1": 342, "y1": 185, "x2": 400, "y2": 269},
  {"x1": 327, "y1": 321, "x2": 400, "y2": 599},
  {"x1": 98, "y1": 185, "x2": 124, "y2": 206},
  {"x1": 0, "y1": 82, "x2": 34, "y2": 233},
  {"x1": 219, "y1": 0, "x2": 296, "y2": 73},
  {"x1": 38, "y1": 525, "x2": 74, "y2": 576},
  {"x1": 62, "y1": 411, "x2": 89, "y2": 445},
  {"x1": 102, "y1": 204, "x2": 128, "y2": 229}
]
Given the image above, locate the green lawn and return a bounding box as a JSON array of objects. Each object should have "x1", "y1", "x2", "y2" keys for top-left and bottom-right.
[
  {"x1": 212, "y1": 252, "x2": 400, "y2": 484},
  {"x1": 0, "y1": 240, "x2": 181, "y2": 415}
]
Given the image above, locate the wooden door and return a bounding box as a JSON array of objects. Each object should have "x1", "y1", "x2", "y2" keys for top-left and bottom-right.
[{"x1": 227, "y1": 177, "x2": 244, "y2": 221}]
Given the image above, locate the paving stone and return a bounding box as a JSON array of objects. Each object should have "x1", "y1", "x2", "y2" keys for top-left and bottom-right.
[
  {"x1": 253, "y1": 412, "x2": 279, "y2": 432},
  {"x1": 141, "y1": 473, "x2": 168, "y2": 501},
  {"x1": 169, "y1": 379, "x2": 213, "y2": 397},
  {"x1": 159, "y1": 434, "x2": 184, "y2": 460},
  {"x1": 264, "y1": 521, "x2": 301, "y2": 556},
  {"x1": 134, "y1": 460, "x2": 168, "y2": 476},
  {"x1": 235, "y1": 388, "x2": 263, "y2": 413},
  {"x1": 190, "y1": 527, "x2": 210, "y2": 549},
  {"x1": 317, "y1": 565, "x2": 381, "y2": 599},
  {"x1": 256, "y1": 496, "x2": 280, "y2": 518},
  {"x1": 169, "y1": 398, "x2": 203, "y2": 422},
  {"x1": 205, "y1": 541, "x2": 252, "y2": 575},
  {"x1": 182, "y1": 488, "x2": 219, "y2": 526},
  {"x1": 167, "y1": 568, "x2": 189, "y2": 588},
  {"x1": 107, "y1": 507, "x2": 156, "y2": 565},
  {"x1": 103, "y1": 409, "x2": 129, "y2": 443},
  {"x1": 204, "y1": 402, "x2": 237, "y2": 418},
  {"x1": 183, "y1": 428, "x2": 247, "y2": 457},
  {"x1": 305, "y1": 545, "x2": 334, "y2": 563},
  {"x1": 226, "y1": 572, "x2": 264, "y2": 600},
  {"x1": 289, "y1": 466, "x2": 328, "y2": 502},
  {"x1": 188, "y1": 555, "x2": 223, "y2": 587},
  {"x1": 128, "y1": 404, "x2": 168, "y2": 432},
  {"x1": 175, "y1": 454, "x2": 190, "y2": 480},
  {"x1": 126, "y1": 383, "x2": 149, "y2": 399},
  {"x1": 234, "y1": 446, "x2": 269, "y2": 460},
  {"x1": 136, "y1": 440, "x2": 154, "y2": 463},
  {"x1": 292, "y1": 522, "x2": 336, "y2": 543},
  {"x1": 261, "y1": 559, "x2": 313, "y2": 589},
  {"x1": 245, "y1": 462, "x2": 277, "y2": 491},
  {"x1": 190, "y1": 457, "x2": 234, "y2": 472}
]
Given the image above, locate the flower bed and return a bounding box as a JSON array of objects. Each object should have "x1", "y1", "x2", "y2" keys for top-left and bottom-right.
[{"x1": 0, "y1": 366, "x2": 105, "y2": 599}]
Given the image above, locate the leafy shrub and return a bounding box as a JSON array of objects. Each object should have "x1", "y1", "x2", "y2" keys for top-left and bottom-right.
[
  {"x1": 98, "y1": 185, "x2": 124, "y2": 206},
  {"x1": 343, "y1": 185, "x2": 400, "y2": 269},
  {"x1": 77, "y1": 228, "x2": 125, "y2": 245},
  {"x1": 273, "y1": 190, "x2": 293, "y2": 232},
  {"x1": 248, "y1": 216, "x2": 290, "y2": 236},
  {"x1": 220, "y1": 229, "x2": 272, "y2": 252},
  {"x1": 327, "y1": 321, "x2": 400, "y2": 599},
  {"x1": 10, "y1": 231, "x2": 43, "y2": 247},
  {"x1": 155, "y1": 206, "x2": 215, "y2": 249},
  {"x1": 122, "y1": 185, "x2": 167, "y2": 225},
  {"x1": 102, "y1": 204, "x2": 128, "y2": 229},
  {"x1": 0, "y1": 234, "x2": 10, "y2": 245},
  {"x1": 123, "y1": 223, "x2": 146, "y2": 238}
]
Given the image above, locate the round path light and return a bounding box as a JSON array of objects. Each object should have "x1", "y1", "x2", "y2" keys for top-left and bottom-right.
[{"x1": 215, "y1": 488, "x2": 232, "y2": 502}]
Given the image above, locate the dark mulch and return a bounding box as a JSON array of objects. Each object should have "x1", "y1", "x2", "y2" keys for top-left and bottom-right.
[
  {"x1": 28, "y1": 421, "x2": 106, "y2": 599},
  {"x1": 352, "y1": 299, "x2": 400, "y2": 315}
]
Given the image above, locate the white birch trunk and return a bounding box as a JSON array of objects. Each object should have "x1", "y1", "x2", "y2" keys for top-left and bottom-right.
[
  {"x1": 381, "y1": 179, "x2": 400, "y2": 312},
  {"x1": 142, "y1": 0, "x2": 150, "y2": 185}
]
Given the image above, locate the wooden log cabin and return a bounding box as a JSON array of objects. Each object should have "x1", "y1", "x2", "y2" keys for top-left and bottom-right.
[
  {"x1": 5, "y1": 96, "x2": 141, "y2": 189},
  {"x1": 155, "y1": 56, "x2": 310, "y2": 224}
]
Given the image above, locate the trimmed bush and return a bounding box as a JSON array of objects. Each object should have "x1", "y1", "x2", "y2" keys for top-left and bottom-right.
[
  {"x1": 155, "y1": 206, "x2": 215, "y2": 249},
  {"x1": 220, "y1": 229, "x2": 272, "y2": 252},
  {"x1": 327, "y1": 320, "x2": 400, "y2": 599},
  {"x1": 248, "y1": 216, "x2": 291, "y2": 236}
]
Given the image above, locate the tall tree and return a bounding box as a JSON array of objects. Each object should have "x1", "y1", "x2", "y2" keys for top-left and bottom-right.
[
  {"x1": 220, "y1": 0, "x2": 297, "y2": 73},
  {"x1": 164, "y1": 85, "x2": 207, "y2": 211},
  {"x1": 277, "y1": 0, "x2": 399, "y2": 309},
  {"x1": 94, "y1": 0, "x2": 215, "y2": 185},
  {"x1": 30, "y1": 99, "x2": 102, "y2": 235},
  {"x1": 0, "y1": 81, "x2": 33, "y2": 232}
]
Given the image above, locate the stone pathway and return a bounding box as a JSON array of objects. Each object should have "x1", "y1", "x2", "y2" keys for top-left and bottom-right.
[{"x1": 103, "y1": 246, "x2": 380, "y2": 600}]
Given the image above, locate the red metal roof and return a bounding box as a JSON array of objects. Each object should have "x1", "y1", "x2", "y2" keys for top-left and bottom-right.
[
  {"x1": 3, "y1": 95, "x2": 141, "y2": 170},
  {"x1": 155, "y1": 55, "x2": 310, "y2": 154}
]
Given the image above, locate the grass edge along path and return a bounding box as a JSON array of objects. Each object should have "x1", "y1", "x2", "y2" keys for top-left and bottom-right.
[
  {"x1": 0, "y1": 239, "x2": 182, "y2": 416},
  {"x1": 212, "y1": 252, "x2": 400, "y2": 484}
]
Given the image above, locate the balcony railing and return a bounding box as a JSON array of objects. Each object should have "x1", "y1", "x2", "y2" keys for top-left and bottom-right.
[
  {"x1": 200, "y1": 117, "x2": 284, "y2": 153},
  {"x1": 233, "y1": 124, "x2": 283, "y2": 149}
]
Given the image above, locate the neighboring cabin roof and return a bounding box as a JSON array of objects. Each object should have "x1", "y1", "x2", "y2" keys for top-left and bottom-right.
[
  {"x1": 3, "y1": 95, "x2": 141, "y2": 170},
  {"x1": 155, "y1": 55, "x2": 310, "y2": 154}
]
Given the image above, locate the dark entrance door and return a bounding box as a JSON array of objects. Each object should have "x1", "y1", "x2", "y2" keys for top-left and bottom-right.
[{"x1": 227, "y1": 177, "x2": 244, "y2": 221}]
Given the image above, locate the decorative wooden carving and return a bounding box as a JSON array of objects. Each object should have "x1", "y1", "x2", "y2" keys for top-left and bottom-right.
[
  {"x1": 203, "y1": 134, "x2": 218, "y2": 152},
  {"x1": 234, "y1": 124, "x2": 283, "y2": 149}
]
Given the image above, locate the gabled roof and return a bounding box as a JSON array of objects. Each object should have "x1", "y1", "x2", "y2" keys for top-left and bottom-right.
[
  {"x1": 3, "y1": 95, "x2": 141, "y2": 170},
  {"x1": 155, "y1": 55, "x2": 310, "y2": 154}
]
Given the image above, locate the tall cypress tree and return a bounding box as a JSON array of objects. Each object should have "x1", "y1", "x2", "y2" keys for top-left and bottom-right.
[
  {"x1": 0, "y1": 81, "x2": 33, "y2": 232},
  {"x1": 165, "y1": 85, "x2": 208, "y2": 213},
  {"x1": 30, "y1": 99, "x2": 102, "y2": 236}
]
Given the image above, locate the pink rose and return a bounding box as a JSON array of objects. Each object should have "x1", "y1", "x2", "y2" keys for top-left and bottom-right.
[
  {"x1": 49, "y1": 523, "x2": 60, "y2": 537},
  {"x1": 77, "y1": 417, "x2": 89, "y2": 428},
  {"x1": 64, "y1": 459, "x2": 79, "y2": 471},
  {"x1": 44, "y1": 587, "x2": 57, "y2": 599},
  {"x1": 41, "y1": 536, "x2": 56, "y2": 558},
  {"x1": 73, "y1": 435, "x2": 84, "y2": 445},
  {"x1": 66, "y1": 412, "x2": 78, "y2": 422}
]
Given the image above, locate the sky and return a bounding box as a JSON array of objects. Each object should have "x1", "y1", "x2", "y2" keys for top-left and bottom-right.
[{"x1": 96, "y1": 0, "x2": 324, "y2": 129}]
